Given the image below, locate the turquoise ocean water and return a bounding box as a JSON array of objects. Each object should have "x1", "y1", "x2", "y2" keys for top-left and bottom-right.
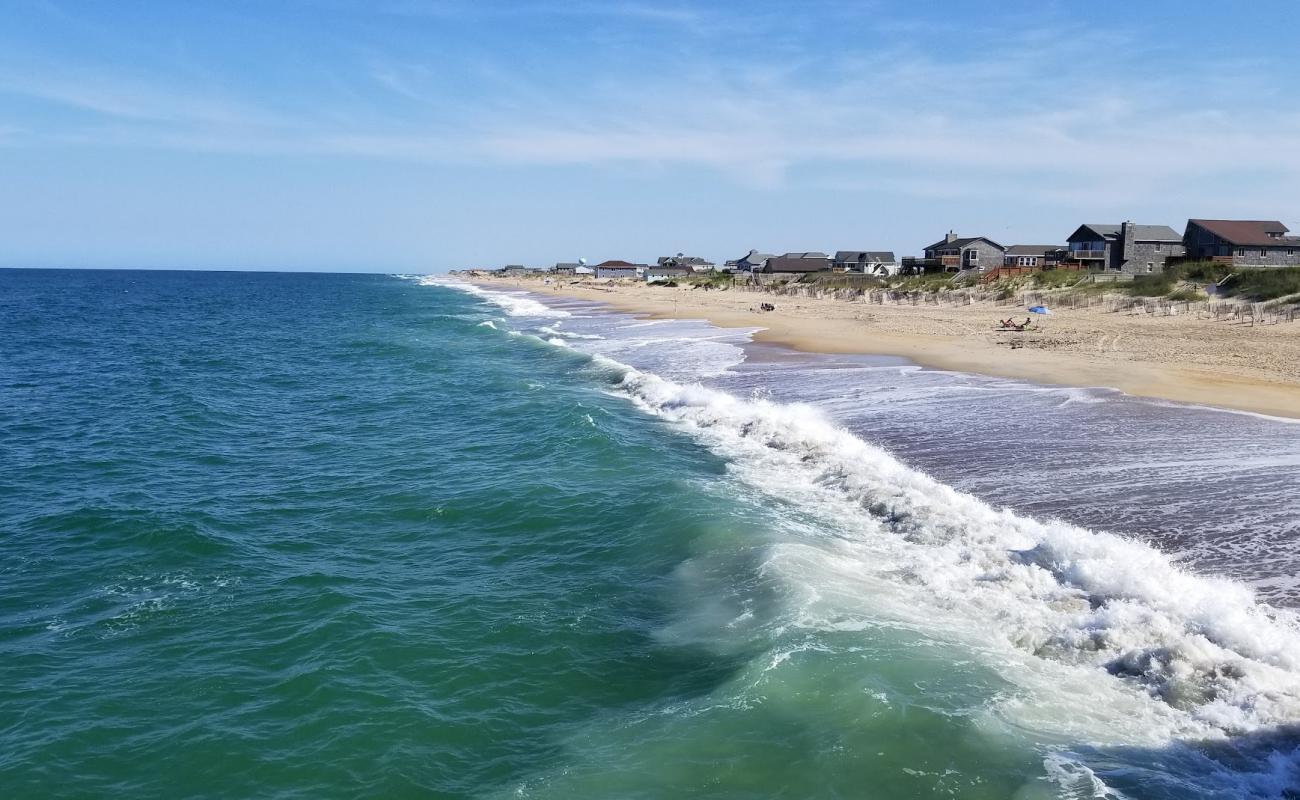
[{"x1": 4, "y1": 268, "x2": 1300, "y2": 798}]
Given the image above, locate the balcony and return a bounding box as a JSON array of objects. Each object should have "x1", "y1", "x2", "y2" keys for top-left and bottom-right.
[{"x1": 1067, "y1": 249, "x2": 1107, "y2": 260}]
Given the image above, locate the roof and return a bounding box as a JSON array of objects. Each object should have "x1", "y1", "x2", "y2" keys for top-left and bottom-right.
[
  {"x1": 595, "y1": 260, "x2": 638, "y2": 268},
  {"x1": 780, "y1": 251, "x2": 829, "y2": 259},
  {"x1": 657, "y1": 255, "x2": 714, "y2": 266},
  {"x1": 835, "y1": 250, "x2": 896, "y2": 262},
  {"x1": 1187, "y1": 219, "x2": 1298, "y2": 247},
  {"x1": 922, "y1": 236, "x2": 1004, "y2": 252},
  {"x1": 763, "y1": 256, "x2": 830, "y2": 273},
  {"x1": 553, "y1": 262, "x2": 583, "y2": 269},
  {"x1": 1006, "y1": 244, "x2": 1065, "y2": 256},
  {"x1": 1070, "y1": 224, "x2": 1181, "y2": 243}
]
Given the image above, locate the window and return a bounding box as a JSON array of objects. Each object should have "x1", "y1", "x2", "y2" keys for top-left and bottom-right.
[
  {"x1": 1146, "y1": 263, "x2": 1154, "y2": 272},
  {"x1": 1238, "y1": 249, "x2": 1247, "y2": 257},
  {"x1": 1289, "y1": 249, "x2": 1296, "y2": 256},
  {"x1": 967, "y1": 250, "x2": 978, "y2": 263}
]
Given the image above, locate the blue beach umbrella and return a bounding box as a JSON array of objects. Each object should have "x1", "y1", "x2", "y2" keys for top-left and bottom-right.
[{"x1": 1027, "y1": 305, "x2": 1052, "y2": 314}]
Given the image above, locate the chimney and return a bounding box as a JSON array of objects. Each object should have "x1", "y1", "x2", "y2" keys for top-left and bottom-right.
[{"x1": 945, "y1": 230, "x2": 958, "y2": 244}]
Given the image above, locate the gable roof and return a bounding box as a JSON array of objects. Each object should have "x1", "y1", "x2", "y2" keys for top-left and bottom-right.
[
  {"x1": 595, "y1": 260, "x2": 638, "y2": 268},
  {"x1": 781, "y1": 251, "x2": 829, "y2": 259},
  {"x1": 1187, "y1": 219, "x2": 1297, "y2": 246},
  {"x1": 1069, "y1": 224, "x2": 1181, "y2": 243},
  {"x1": 923, "y1": 236, "x2": 1004, "y2": 252},
  {"x1": 834, "y1": 250, "x2": 897, "y2": 262}
]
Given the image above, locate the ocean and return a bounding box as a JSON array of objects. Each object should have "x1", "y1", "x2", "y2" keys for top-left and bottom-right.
[{"x1": 3, "y1": 268, "x2": 1300, "y2": 798}]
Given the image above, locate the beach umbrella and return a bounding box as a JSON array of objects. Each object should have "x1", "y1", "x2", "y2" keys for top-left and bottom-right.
[{"x1": 1028, "y1": 305, "x2": 1052, "y2": 314}]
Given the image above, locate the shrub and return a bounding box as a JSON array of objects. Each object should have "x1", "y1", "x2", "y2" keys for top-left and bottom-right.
[
  {"x1": 1129, "y1": 274, "x2": 1175, "y2": 296},
  {"x1": 1219, "y1": 267, "x2": 1300, "y2": 301}
]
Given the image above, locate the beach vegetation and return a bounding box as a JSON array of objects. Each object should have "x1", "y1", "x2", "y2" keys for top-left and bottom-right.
[
  {"x1": 1029, "y1": 269, "x2": 1087, "y2": 289},
  {"x1": 1217, "y1": 267, "x2": 1300, "y2": 301},
  {"x1": 686, "y1": 272, "x2": 736, "y2": 289},
  {"x1": 1128, "y1": 273, "x2": 1176, "y2": 296},
  {"x1": 1166, "y1": 287, "x2": 1206, "y2": 302}
]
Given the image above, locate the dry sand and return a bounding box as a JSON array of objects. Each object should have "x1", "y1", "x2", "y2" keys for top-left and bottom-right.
[{"x1": 474, "y1": 276, "x2": 1300, "y2": 420}]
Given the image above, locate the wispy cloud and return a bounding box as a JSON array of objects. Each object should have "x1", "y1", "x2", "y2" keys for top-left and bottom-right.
[{"x1": 4, "y1": 4, "x2": 1300, "y2": 211}]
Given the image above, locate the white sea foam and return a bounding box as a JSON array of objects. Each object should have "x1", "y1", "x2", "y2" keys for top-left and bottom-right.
[
  {"x1": 597, "y1": 359, "x2": 1300, "y2": 743},
  {"x1": 538, "y1": 323, "x2": 604, "y2": 340},
  {"x1": 422, "y1": 276, "x2": 570, "y2": 318}
]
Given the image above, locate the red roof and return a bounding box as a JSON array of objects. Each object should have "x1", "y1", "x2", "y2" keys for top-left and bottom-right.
[
  {"x1": 1189, "y1": 219, "x2": 1295, "y2": 246},
  {"x1": 595, "y1": 260, "x2": 637, "y2": 268}
]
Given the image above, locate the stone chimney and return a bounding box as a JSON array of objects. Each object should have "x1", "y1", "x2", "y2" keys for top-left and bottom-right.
[
  {"x1": 1120, "y1": 220, "x2": 1136, "y2": 265},
  {"x1": 945, "y1": 230, "x2": 958, "y2": 244}
]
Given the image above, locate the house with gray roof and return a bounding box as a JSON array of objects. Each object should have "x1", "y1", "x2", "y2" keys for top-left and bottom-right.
[
  {"x1": 657, "y1": 254, "x2": 717, "y2": 272},
  {"x1": 907, "y1": 233, "x2": 1005, "y2": 273},
  {"x1": 725, "y1": 249, "x2": 776, "y2": 272},
  {"x1": 833, "y1": 251, "x2": 898, "y2": 275},
  {"x1": 1064, "y1": 222, "x2": 1184, "y2": 273},
  {"x1": 1183, "y1": 220, "x2": 1300, "y2": 268},
  {"x1": 760, "y1": 255, "x2": 832, "y2": 274}
]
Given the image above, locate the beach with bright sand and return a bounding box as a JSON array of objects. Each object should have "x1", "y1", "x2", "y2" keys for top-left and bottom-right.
[{"x1": 475, "y1": 275, "x2": 1300, "y2": 420}]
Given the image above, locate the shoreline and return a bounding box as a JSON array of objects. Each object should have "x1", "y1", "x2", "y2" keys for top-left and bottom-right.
[{"x1": 471, "y1": 276, "x2": 1300, "y2": 420}]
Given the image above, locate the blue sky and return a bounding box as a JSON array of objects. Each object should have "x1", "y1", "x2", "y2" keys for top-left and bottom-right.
[{"x1": 2, "y1": 0, "x2": 1299, "y2": 271}]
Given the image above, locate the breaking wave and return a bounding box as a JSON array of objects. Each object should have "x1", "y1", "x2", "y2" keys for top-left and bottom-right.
[
  {"x1": 420, "y1": 276, "x2": 569, "y2": 318},
  {"x1": 600, "y1": 357, "x2": 1300, "y2": 740}
]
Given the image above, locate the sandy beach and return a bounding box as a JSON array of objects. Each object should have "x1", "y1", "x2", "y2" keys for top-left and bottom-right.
[{"x1": 474, "y1": 275, "x2": 1300, "y2": 419}]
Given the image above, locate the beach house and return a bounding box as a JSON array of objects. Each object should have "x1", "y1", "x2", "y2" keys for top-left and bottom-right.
[
  {"x1": 833, "y1": 251, "x2": 898, "y2": 275},
  {"x1": 1003, "y1": 245, "x2": 1066, "y2": 269},
  {"x1": 1063, "y1": 222, "x2": 1185, "y2": 273},
  {"x1": 760, "y1": 254, "x2": 833, "y2": 274},
  {"x1": 1182, "y1": 220, "x2": 1300, "y2": 268},
  {"x1": 657, "y1": 254, "x2": 717, "y2": 272},
  {"x1": 907, "y1": 233, "x2": 1005, "y2": 273},
  {"x1": 594, "y1": 260, "x2": 642, "y2": 279},
  {"x1": 725, "y1": 249, "x2": 776, "y2": 272}
]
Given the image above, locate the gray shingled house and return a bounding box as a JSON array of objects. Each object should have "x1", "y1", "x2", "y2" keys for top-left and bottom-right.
[
  {"x1": 1064, "y1": 222, "x2": 1185, "y2": 273},
  {"x1": 910, "y1": 233, "x2": 1005, "y2": 273},
  {"x1": 725, "y1": 249, "x2": 776, "y2": 272},
  {"x1": 1183, "y1": 220, "x2": 1300, "y2": 268}
]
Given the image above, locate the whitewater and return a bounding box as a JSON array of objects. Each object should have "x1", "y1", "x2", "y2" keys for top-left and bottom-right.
[{"x1": 429, "y1": 276, "x2": 1300, "y2": 798}]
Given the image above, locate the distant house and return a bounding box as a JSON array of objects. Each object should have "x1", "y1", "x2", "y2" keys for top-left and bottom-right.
[
  {"x1": 1183, "y1": 220, "x2": 1300, "y2": 268},
  {"x1": 645, "y1": 265, "x2": 692, "y2": 282},
  {"x1": 908, "y1": 233, "x2": 1005, "y2": 273},
  {"x1": 500, "y1": 264, "x2": 531, "y2": 277},
  {"x1": 1003, "y1": 245, "x2": 1066, "y2": 269},
  {"x1": 1064, "y1": 222, "x2": 1185, "y2": 273},
  {"x1": 725, "y1": 249, "x2": 776, "y2": 272},
  {"x1": 780, "y1": 251, "x2": 829, "y2": 260},
  {"x1": 760, "y1": 255, "x2": 832, "y2": 274},
  {"x1": 657, "y1": 254, "x2": 717, "y2": 272},
  {"x1": 594, "y1": 260, "x2": 642, "y2": 280},
  {"x1": 552, "y1": 262, "x2": 583, "y2": 275},
  {"x1": 833, "y1": 251, "x2": 897, "y2": 275}
]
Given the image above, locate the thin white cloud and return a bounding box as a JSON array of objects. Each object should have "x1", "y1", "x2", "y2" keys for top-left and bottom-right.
[{"x1": 4, "y1": 9, "x2": 1300, "y2": 216}]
